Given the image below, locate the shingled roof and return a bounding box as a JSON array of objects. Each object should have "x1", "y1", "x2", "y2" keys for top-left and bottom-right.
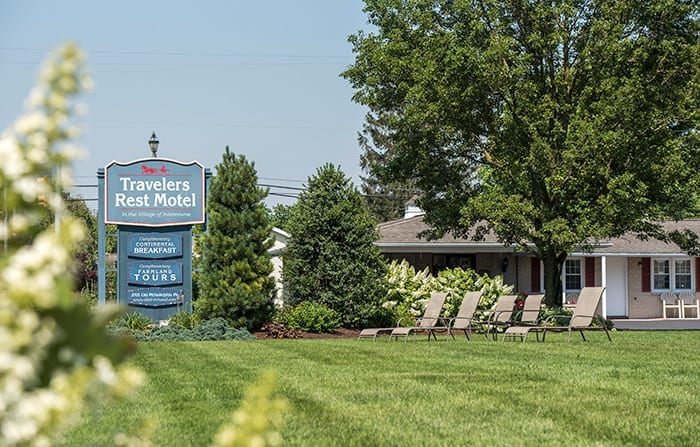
[{"x1": 376, "y1": 215, "x2": 700, "y2": 256}]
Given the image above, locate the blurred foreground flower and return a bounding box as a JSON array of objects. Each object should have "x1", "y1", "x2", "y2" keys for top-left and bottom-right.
[
  {"x1": 213, "y1": 371, "x2": 287, "y2": 447},
  {"x1": 0, "y1": 43, "x2": 142, "y2": 446}
]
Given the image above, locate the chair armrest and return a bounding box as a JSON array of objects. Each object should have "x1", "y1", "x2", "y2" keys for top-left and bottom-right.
[
  {"x1": 487, "y1": 310, "x2": 515, "y2": 323},
  {"x1": 414, "y1": 316, "x2": 450, "y2": 327},
  {"x1": 395, "y1": 316, "x2": 416, "y2": 327},
  {"x1": 542, "y1": 314, "x2": 572, "y2": 326}
]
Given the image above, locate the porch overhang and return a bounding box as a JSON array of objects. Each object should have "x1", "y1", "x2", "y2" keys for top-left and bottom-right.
[{"x1": 373, "y1": 242, "x2": 520, "y2": 254}]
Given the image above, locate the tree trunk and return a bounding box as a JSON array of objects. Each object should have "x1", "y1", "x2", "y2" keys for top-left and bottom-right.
[{"x1": 542, "y1": 251, "x2": 568, "y2": 307}]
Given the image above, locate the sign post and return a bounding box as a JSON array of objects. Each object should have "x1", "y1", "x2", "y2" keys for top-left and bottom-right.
[{"x1": 99, "y1": 157, "x2": 207, "y2": 320}]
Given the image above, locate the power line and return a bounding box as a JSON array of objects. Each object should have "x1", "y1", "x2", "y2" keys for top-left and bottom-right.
[
  {"x1": 0, "y1": 47, "x2": 349, "y2": 59},
  {"x1": 259, "y1": 176, "x2": 305, "y2": 184},
  {"x1": 258, "y1": 183, "x2": 304, "y2": 191},
  {"x1": 0, "y1": 61, "x2": 348, "y2": 67}
]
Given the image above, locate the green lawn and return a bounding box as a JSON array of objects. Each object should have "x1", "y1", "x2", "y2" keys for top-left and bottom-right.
[{"x1": 62, "y1": 331, "x2": 700, "y2": 446}]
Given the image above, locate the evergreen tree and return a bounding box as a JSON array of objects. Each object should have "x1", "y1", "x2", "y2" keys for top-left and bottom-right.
[
  {"x1": 196, "y1": 148, "x2": 275, "y2": 330},
  {"x1": 269, "y1": 203, "x2": 295, "y2": 232},
  {"x1": 359, "y1": 112, "x2": 417, "y2": 222},
  {"x1": 284, "y1": 164, "x2": 388, "y2": 328}
]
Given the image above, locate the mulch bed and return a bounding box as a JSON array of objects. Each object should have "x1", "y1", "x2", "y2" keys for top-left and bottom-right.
[{"x1": 252, "y1": 328, "x2": 361, "y2": 340}]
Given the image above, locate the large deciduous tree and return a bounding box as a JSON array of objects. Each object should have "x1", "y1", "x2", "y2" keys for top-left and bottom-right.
[
  {"x1": 343, "y1": 0, "x2": 700, "y2": 306},
  {"x1": 196, "y1": 148, "x2": 275, "y2": 330},
  {"x1": 284, "y1": 164, "x2": 388, "y2": 327}
]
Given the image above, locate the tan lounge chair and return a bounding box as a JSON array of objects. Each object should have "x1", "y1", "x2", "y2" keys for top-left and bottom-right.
[
  {"x1": 501, "y1": 294, "x2": 544, "y2": 342},
  {"x1": 506, "y1": 287, "x2": 611, "y2": 342},
  {"x1": 389, "y1": 292, "x2": 449, "y2": 341},
  {"x1": 446, "y1": 291, "x2": 482, "y2": 340},
  {"x1": 541, "y1": 286, "x2": 611, "y2": 342},
  {"x1": 358, "y1": 292, "x2": 447, "y2": 341},
  {"x1": 483, "y1": 294, "x2": 518, "y2": 340}
]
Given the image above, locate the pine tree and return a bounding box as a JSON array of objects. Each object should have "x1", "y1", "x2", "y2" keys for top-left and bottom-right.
[
  {"x1": 196, "y1": 147, "x2": 275, "y2": 330},
  {"x1": 359, "y1": 112, "x2": 417, "y2": 222},
  {"x1": 284, "y1": 164, "x2": 388, "y2": 328}
]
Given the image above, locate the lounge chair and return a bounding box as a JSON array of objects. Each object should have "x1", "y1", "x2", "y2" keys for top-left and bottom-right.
[
  {"x1": 446, "y1": 291, "x2": 482, "y2": 340},
  {"x1": 507, "y1": 287, "x2": 611, "y2": 342},
  {"x1": 389, "y1": 292, "x2": 450, "y2": 341},
  {"x1": 357, "y1": 292, "x2": 447, "y2": 341},
  {"x1": 483, "y1": 294, "x2": 518, "y2": 340},
  {"x1": 501, "y1": 294, "x2": 544, "y2": 342}
]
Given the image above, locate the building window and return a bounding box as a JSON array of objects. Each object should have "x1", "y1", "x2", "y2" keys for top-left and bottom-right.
[
  {"x1": 564, "y1": 259, "x2": 582, "y2": 292},
  {"x1": 652, "y1": 258, "x2": 693, "y2": 292},
  {"x1": 675, "y1": 259, "x2": 692, "y2": 290},
  {"x1": 653, "y1": 259, "x2": 670, "y2": 290}
]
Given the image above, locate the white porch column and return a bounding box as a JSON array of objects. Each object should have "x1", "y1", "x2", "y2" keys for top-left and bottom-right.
[
  {"x1": 561, "y1": 259, "x2": 566, "y2": 304},
  {"x1": 601, "y1": 255, "x2": 608, "y2": 319}
]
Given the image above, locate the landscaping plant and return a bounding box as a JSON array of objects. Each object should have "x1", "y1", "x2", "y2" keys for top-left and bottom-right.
[
  {"x1": 276, "y1": 301, "x2": 341, "y2": 334},
  {"x1": 284, "y1": 163, "x2": 388, "y2": 328},
  {"x1": 196, "y1": 148, "x2": 276, "y2": 331},
  {"x1": 169, "y1": 310, "x2": 200, "y2": 329},
  {"x1": 383, "y1": 259, "x2": 514, "y2": 324},
  {"x1": 108, "y1": 316, "x2": 255, "y2": 342},
  {"x1": 0, "y1": 44, "x2": 142, "y2": 446}
]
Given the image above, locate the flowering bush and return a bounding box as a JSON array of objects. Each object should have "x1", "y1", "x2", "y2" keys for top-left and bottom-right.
[
  {"x1": 383, "y1": 260, "x2": 435, "y2": 324},
  {"x1": 382, "y1": 260, "x2": 514, "y2": 324},
  {"x1": 0, "y1": 44, "x2": 143, "y2": 446}
]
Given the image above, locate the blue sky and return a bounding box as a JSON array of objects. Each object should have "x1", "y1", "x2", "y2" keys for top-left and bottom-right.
[{"x1": 0, "y1": 1, "x2": 371, "y2": 208}]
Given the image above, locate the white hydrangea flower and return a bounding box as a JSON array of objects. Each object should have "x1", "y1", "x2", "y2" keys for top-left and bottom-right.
[{"x1": 0, "y1": 43, "x2": 141, "y2": 447}]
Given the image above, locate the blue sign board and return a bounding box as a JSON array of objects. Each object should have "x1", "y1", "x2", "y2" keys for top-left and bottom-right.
[
  {"x1": 127, "y1": 288, "x2": 184, "y2": 307},
  {"x1": 128, "y1": 261, "x2": 183, "y2": 286},
  {"x1": 128, "y1": 233, "x2": 182, "y2": 258},
  {"x1": 105, "y1": 158, "x2": 205, "y2": 227}
]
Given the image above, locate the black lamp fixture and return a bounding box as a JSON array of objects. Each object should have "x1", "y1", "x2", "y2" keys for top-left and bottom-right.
[{"x1": 148, "y1": 131, "x2": 159, "y2": 157}]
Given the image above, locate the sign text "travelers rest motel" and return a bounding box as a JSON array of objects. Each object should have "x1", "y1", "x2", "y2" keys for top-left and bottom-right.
[{"x1": 104, "y1": 158, "x2": 205, "y2": 227}]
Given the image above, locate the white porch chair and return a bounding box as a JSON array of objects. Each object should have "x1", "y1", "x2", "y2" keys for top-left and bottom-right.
[
  {"x1": 660, "y1": 292, "x2": 682, "y2": 319},
  {"x1": 678, "y1": 292, "x2": 700, "y2": 319},
  {"x1": 564, "y1": 293, "x2": 579, "y2": 310}
]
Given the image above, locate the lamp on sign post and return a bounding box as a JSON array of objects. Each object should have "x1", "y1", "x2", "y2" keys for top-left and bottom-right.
[{"x1": 148, "y1": 132, "x2": 159, "y2": 157}]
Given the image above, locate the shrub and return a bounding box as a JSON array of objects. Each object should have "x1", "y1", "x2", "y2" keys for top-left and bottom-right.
[
  {"x1": 539, "y1": 306, "x2": 574, "y2": 326},
  {"x1": 260, "y1": 322, "x2": 302, "y2": 339},
  {"x1": 169, "y1": 311, "x2": 200, "y2": 329},
  {"x1": 435, "y1": 267, "x2": 482, "y2": 317},
  {"x1": 75, "y1": 283, "x2": 98, "y2": 308},
  {"x1": 191, "y1": 318, "x2": 256, "y2": 341},
  {"x1": 382, "y1": 260, "x2": 515, "y2": 325},
  {"x1": 283, "y1": 164, "x2": 387, "y2": 328},
  {"x1": 278, "y1": 302, "x2": 340, "y2": 333},
  {"x1": 121, "y1": 311, "x2": 154, "y2": 332},
  {"x1": 382, "y1": 260, "x2": 434, "y2": 324},
  {"x1": 108, "y1": 317, "x2": 256, "y2": 342}
]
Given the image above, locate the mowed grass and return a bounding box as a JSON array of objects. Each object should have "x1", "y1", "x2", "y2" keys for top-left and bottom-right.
[{"x1": 62, "y1": 330, "x2": 700, "y2": 446}]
